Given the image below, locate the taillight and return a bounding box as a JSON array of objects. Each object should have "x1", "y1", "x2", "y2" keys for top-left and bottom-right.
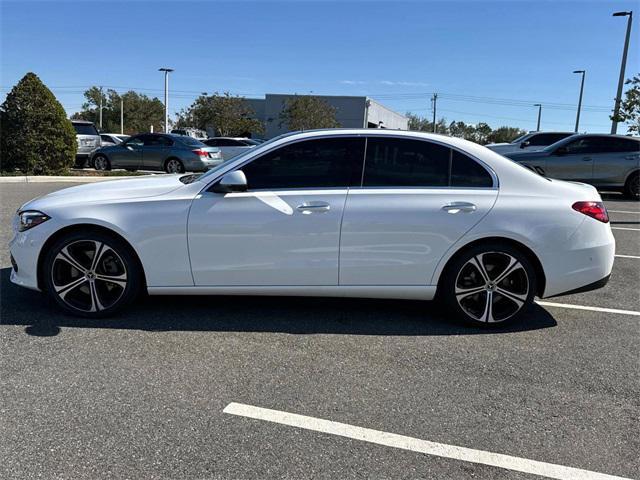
[
  {"x1": 192, "y1": 149, "x2": 208, "y2": 157},
  {"x1": 572, "y1": 201, "x2": 609, "y2": 223}
]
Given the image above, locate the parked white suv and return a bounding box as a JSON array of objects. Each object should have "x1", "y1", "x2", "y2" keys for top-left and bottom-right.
[
  {"x1": 71, "y1": 120, "x2": 101, "y2": 167},
  {"x1": 202, "y1": 137, "x2": 257, "y2": 160},
  {"x1": 170, "y1": 128, "x2": 207, "y2": 140},
  {"x1": 487, "y1": 131, "x2": 574, "y2": 155}
]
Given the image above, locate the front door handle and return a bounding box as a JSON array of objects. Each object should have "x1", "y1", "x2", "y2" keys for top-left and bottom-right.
[
  {"x1": 297, "y1": 201, "x2": 330, "y2": 214},
  {"x1": 442, "y1": 202, "x2": 477, "y2": 214}
]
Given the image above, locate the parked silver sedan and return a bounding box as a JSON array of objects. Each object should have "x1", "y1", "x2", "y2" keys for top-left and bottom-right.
[
  {"x1": 91, "y1": 133, "x2": 223, "y2": 173},
  {"x1": 505, "y1": 134, "x2": 640, "y2": 199}
]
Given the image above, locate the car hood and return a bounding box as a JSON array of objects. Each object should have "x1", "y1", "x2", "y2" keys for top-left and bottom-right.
[{"x1": 21, "y1": 175, "x2": 187, "y2": 211}]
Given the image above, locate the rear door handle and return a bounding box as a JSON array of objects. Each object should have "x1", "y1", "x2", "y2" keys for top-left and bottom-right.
[
  {"x1": 442, "y1": 202, "x2": 477, "y2": 214},
  {"x1": 297, "y1": 201, "x2": 330, "y2": 214}
]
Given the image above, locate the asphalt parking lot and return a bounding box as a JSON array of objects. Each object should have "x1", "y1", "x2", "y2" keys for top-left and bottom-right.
[{"x1": 1, "y1": 182, "x2": 638, "y2": 480}]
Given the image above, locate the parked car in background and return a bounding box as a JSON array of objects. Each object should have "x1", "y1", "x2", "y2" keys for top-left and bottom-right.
[
  {"x1": 100, "y1": 133, "x2": 130, "y2": 146},
  {"x1": 71, "y1": 120, "x2": 101, "y2": 167},
  {"x1": 91, "y1": 133, "x2": 223, "y2": 173},
  {"x1": 505, "y1": 134, "x2": 640, "y2": 199},
  {"x1": 170, "y1": 128, "x2": 207, "y2": 140},
  {"x1": 11, "y1": 129, "x2": 614, "y2": 326},
  {"x1": 487, "y1": 131, "x2": 575, "y2": 155},
  {"x1": 202, "y1": 137, "x2": 258, "y2": 160}
]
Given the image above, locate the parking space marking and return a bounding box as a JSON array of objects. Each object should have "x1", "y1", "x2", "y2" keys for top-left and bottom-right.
[
  {"x1": 615, "y1": 254, "x2": 640, "y2": 259},
  {"x1": 607, "y1": 210, "x2": 640, "y2": 214},
  {"x1": 224, "y1": 402, "x2": 631, "y2": 480},
  {"x1": 536, "y1": 301, "x2": 640, "y2": 316},
  {"x1": 611, "y1": 227, "x2": 640, "y2": 231}
]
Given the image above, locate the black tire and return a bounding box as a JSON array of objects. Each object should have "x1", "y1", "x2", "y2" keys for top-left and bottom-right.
[
  {"x1": 439, "y1": 242, "x2": 536, "y2": 327},
  {"x1": 624, "y1": 172, "x2": 640, "y2": 200},
  {"x1": 42, "y1": 230, "x2": 142, "y2": 318},
  {"x1": 93, "y1": 154, "x2": 111, "y2": 171},
  {"x1": 164, "y1": 158, "x2": 184, "y2": 174}
]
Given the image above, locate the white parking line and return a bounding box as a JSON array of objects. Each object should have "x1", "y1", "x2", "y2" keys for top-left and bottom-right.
[
  {"x1": 536, "y1": 301, "x2": 640, "y2": 316},
  {"x1": 224, "y1": 402, "x2": 631, "y2": 480},
  {"x1": 611, "y1": 227, "x2": 640, "y2": 231},
  {"x1": 615, "y1": 254, "x2": 640, "y2": 259},
  {"x1": 608, "y1": 210, "x2": 640, "y2": 214}
]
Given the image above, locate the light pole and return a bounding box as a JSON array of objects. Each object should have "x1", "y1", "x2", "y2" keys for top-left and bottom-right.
[
  {"x1": 611, "y1": 11, "x2": 633, "y2": 134},
  {"x1": 158, "y1": 67, "x2": 174, "y2": 133},
  {"x1": 573, "y1": 70, "x2": 585, "y2": 132},
  {"x1": 431, "y1": 93, "x2": 438, "y2": 133},
  {"x1": 534, "y1": 104, "x2": 542, "y2": 131},
  {"x1": 120, "y1": 97, "x2": 124, "y2": 135}
]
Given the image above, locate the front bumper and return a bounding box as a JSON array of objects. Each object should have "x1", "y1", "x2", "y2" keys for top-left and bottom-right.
[{"x1": 8, "y1": 220, "x2": 57, "y2": 292}]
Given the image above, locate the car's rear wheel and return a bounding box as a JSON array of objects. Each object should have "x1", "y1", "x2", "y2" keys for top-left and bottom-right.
[
  {"x1": 440, "y1": 243, "x2": 536, "y2": 327},
  {"x1": 93, "y1": 154, "x2": 110, "y2": 171},
  {"x1": 42, "y1": 231, "x2": 142, "y2": 317},
  {"x1": 165, "y1": 158, "x2": 184, "y2": 174},
  {"x1": 624, "y1": 172, "x2": 640, "y2": 200}
]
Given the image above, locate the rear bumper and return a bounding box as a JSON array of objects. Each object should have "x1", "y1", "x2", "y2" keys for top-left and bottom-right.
[{"x1": 546, "y1": 274, "x2": 610, "y2": 298}]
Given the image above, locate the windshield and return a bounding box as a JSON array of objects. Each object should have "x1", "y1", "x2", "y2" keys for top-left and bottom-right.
[
  {"x1": 541, "y1": 134, "x2": 578, "y2": 152},
  {"x1": 73, "y1": 123, "x2": 98, "y2": 135}
]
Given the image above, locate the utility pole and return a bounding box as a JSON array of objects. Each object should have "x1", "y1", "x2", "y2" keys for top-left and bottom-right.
[
  {"x1": 120, "y1": 97, "x2": 124, "y2": 134},
  {"x1": 573, "y1": 70, "x2": 586, "y2": 132},
  {"x1": 534, "y1": 104, "x2": 542, "y2": 131},
  {"x1": 611, "y1": 11, "x2": 633, "y2": 134},
  {"x1": 158, "y1": 68, "x2": 174, "y2": 133},
  {"x1": 98, "y1": 86, "x2": 103, "y2": 130},
  {"x1": 431, "y1": 93, "x2": 438, "y2": 133}
]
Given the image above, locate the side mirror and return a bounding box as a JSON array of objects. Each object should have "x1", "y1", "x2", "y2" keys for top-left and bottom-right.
[
  {"x1": 520, "y1": 140, "x2": 530, "y2": 149},
  {"x1": 212, "y1": 170, "x2": 248, "y2": 193}
]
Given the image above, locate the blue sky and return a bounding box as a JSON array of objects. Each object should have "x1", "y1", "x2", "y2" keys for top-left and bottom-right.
[{"x1": 1, "y1": 0, "x2": 638, "y2": 132}]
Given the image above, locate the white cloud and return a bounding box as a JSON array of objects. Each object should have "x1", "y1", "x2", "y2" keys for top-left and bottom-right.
[
  {"x1": 340, "y1": 80, "x2": 367, "y2": 85},
  {"x1": 379, "y1": 80, "x2": 430, "y2": 87}
]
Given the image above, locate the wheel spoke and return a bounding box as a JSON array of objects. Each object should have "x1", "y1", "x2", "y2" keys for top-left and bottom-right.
[
  {"x1": 469, "y1": 255, "x2": 490, "y2": 283},
  {"x1": 455, "y1": 285, "x2": 486, "y2": 300},
  {"x1": 88, "y1": 281, "x2": 105, "y2": 312},
  {"x1": 95, "y1": 273, "x2": 127, "y2": 288},
  {"x1": 90, "y1": 241, "x2": 104, "y2": 271},
  {"x1": 56, "y1": 248, "x2": 88, "y2": 274},
  {"x1": 495, "y1": 287, "x2": 527, "y2": 307},
  {"x1": 493, "y1": 257, "x2": 523, "y2": 285},
  {"x1": 480, "y1": 290, "x2": 494, "y2": 322},
  {"x1": 55, "y1": 276, "x2": 87, "y2": 296}
]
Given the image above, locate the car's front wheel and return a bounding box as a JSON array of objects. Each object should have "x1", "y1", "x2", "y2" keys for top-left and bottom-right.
[
  {"x1": 440, "y1": 243, "x2": 536, "y2": 326},
  {"x1": 42, "y1": 231, "x2": 142, "y2": 317}
]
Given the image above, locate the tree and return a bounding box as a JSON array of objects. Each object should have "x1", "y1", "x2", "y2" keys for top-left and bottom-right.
[
  {"x1": 0, "y1": 72, "x2": 76, "y2": 174},
  {"x1": 71, "y1": 87, "x2": 165, "y2": 134},
  {"x1": 175, "y1": 92, "x2": 263, "y2": 137},
  {"x1": 407, "y1": 113, "x2": 449, "y2": 134},
  {"x1": 279, "y1": 95, "x2": 340, "y2": 131},
  {"x1": 487, "y1": 126, "x2": 527, "y2": 144},
  {"x1": 611, "y1": 73, "x2": 640, "y2": 134}
]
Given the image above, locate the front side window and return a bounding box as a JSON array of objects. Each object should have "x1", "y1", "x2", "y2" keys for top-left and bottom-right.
[
  {"x1": 240, "y1": 137, "x2": 365, "y2": 190},
  {"x1": 528, "y1": 133, "x2": 572, "y2": 146},
  {"x1": 125, "y1": 135, "x2": 144, "y2": 147}
]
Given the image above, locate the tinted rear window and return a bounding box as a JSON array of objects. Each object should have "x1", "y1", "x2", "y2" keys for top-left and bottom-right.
[
  {"x1": 73, "y1": 123, "x2": 98, "y2": 135},
  {"x1": 177, "y1": 136, "x2": 206, "y2": 147}
]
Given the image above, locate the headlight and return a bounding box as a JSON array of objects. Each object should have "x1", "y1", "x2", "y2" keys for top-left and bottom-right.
[{"x1": 18, "y1": 210, "x2": 50, "y2": 232}]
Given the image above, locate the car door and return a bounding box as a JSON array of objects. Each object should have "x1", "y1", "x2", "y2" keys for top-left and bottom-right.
[
  {"x1": 110, "y1": 135, "x2": 143, "y2": 169},
  {"x1": 543, "y1": 137, "x2": 597, "y2": 182},
  {"x1": 142, "y1": 134, "x2": 173, "y2": 170},
  {"x1": 592, "y1": 137, "x2": 640, "y2": 187},
  {"x1": 340, "y1": 137, "x2": 498, "y2": 286},
  {"x1": 188, "y1": 136, "x2": 365, "y2": 286}
]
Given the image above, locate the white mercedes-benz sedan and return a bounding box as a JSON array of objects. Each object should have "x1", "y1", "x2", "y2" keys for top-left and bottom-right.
[{"x1": 10, "y1": 129, "x2": 615, "y2": 326}]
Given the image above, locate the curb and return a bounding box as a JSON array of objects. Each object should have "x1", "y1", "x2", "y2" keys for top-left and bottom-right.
[{"x1": 0, "y1": 175, "x2": 152, "y2": 184}]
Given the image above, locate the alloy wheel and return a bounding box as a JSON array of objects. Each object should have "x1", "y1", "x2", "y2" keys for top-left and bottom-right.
[
  {"x1": 94, "y1": 156, "x2": 108, "y2": 170},
  {"x1": 455, "y1": 252, "x2": 529, "y2": 323},
  {"x1": 166, "y1": 159, "x2": 182, "y2": 173},
  {"x1": 51, "y1": 240, "x2": 128, "y2": 313}
]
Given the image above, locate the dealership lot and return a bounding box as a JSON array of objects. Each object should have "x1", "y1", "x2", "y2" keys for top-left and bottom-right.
[{"x1": 1, "y1": 183, "x2": 638, "y2": 479}]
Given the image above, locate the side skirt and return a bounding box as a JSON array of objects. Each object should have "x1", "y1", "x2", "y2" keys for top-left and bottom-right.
[{"x1": 147, "y1": 285, "x2": 436, "y2": 301}]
